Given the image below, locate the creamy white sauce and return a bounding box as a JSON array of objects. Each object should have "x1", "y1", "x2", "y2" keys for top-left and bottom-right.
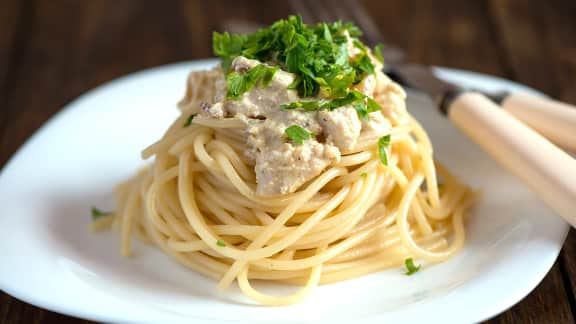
[{"x1": 199, "y1": 56, "x2": 392, "y2": 195}]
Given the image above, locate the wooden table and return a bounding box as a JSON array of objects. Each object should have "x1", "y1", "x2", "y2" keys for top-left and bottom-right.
[{"x1": 1, "y1": 0, "x2": 575, "y2": 323}]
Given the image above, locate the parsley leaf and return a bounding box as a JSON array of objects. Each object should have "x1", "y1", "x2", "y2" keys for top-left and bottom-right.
[
  {"x1": 353, "y1": 39, "x2": 367, "y2": 52},
  {"x1": 373, "y1": 43, "x2": 385, "y2": 63},
  {"x1": 212, "y1": 32, "x2": 247, "y2": 71},
  {"x1": 366, "y1": 97, "x2": 381, "y2": 113},
  {"x1": 280, "y1": 99, "x2": 330, "y2": 111},
  {"x1": 378, "y1": 134, "x2": 391, "y2": 166},
  {"x1": 91, "y1": 206, "x2": 112, "y2": 220},
  {"x1": 226, "y1": 64, "x2": 278, "y2": 99},
  {"x1": 353, "y1": 101, "x2": 369, "y2": 120},
  {"x1": 281, "y1": 89, "x2": 382, "y2": 120},
  {"x1": 360, "y1": 172, "x2": 368, "y2": 177},
  {"x1": 327, "y1": 20, "x2": 362, "y2": 38},
  {"x1": 280, "y1": 91, "x2": 358, "y2": 111},
  {"x1": 322, "y1": 23, "x2": 333, "y2": 43},
  {"x1": 262, "y1": 66, "x2": 279, "y2": 87},
  {"x1": 332, "y1": 89, "x2": 365, "y2": 107},
  {"x1": 281, "y1": 90, "x2": 363, "y2": 110},
  {"x1": 183, "y1": 113, "x2": 197, "y2": 127},
  {"x1": 351, "y1": 39, "x2": 375, "y2": 83},
  {"x1": 216, "y1": 240, "x2": 226, "y2": 247},
  {"x1": 405, "y1": 258, "x2": 421, "y2": 275},
  {"x1": 351, "y1": 53, "x2": 375, "y2": 83},
  {"x1": 226, "y1": 72, "x2": 248, "y2": 99},
  {"x1": 285, "y1": 125, "x2": 312, "y2": 145},
  {"x1": 334, "y1": 43, "x2": 349, "y2": 66}
]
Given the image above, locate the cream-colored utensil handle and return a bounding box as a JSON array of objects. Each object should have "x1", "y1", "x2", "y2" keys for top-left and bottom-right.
[
  {"x1": 501, "y1": 93, "x2": 576, "y2": 152},
  {"x1": 449, "y1": 92, "x2": 576, "y2": 227}
]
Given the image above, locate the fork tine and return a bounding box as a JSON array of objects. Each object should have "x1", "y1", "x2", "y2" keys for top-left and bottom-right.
[
  {"x1": 334, "y1": 0, "x2": 407, "y2": 65},
  {"x1": 289, "y1": 0, "x2": 333, "y2": 24},
  {"x1": 329, "y1": 0, "x2": 361, "y2": 24},
  {"x1": 320, "y1": 0, "x2": 362, "y2": 25},
  {"x1": 289, "y1": 0, "x2": 345, "y2": 25},
  {"x1": 307, "y1": 0, "x2": 334, "y2": 23},
  {"x1": 289, "y1": 0, "x2": 380, "y2": 43},
  {"x1": 288, "y1": 0, "x2": 405, "y2": 66},
  {"x1": 338, "y1": 0, "x2": 384, "y2": 45},
  {"x1": 288, "y1": 0, "x2": 315, "y2": 24}
]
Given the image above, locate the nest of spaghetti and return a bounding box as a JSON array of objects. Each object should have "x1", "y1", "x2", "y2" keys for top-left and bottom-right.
[{"x1": 94, "y1": 16, "x2": 476, "y2": 306}]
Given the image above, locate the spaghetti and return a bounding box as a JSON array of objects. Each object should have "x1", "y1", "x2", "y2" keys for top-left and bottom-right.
[{"x1": 94, "y1": 17, "x2": 475, "y2": 306}]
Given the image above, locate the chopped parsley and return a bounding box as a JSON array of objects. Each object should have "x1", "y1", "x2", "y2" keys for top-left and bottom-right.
[
  {"x1": 353, "y1": 94, "x2": 382, "y2": 120},
  {"x1": 353, "y1": 54, "x2": 374, "y2": 77},
  {"x1": 360, "y1": 172, "x2": 368, "y2": 177},
  {"x1": 373, "y1": 43, "x2": 385, "y2": 63},
  {"x1": 378, "y1": 134, "x2": 391, "y2": 166},
  {"x1": 226, "y1": 64, "x2": 279, "y2": 99},
  {"x1": 212, "y1": 32, "x2": 246, "y2": 72},
  {"x1": 91, "y1": 206, "x2": 112, "y2": 220},
  {"x1": 281, "y1": 90, "x2": 362, "y2": 111},
  {"x1": 285, "y1": 125, "x2": 312, "y2": 145},
  {"x1": 404, "y1": 258, "x2": 421, "y2": 275},
  {"x1": 183, "y1": 113, "x2": 197, "y2": 127},
  {"x1": 351, "y1": 40, "x2": 375, "y2": 82},
  {"x1": 213, "y1": 15, "x2": 383, "y2": 112},
  {"x1": 366, "y1": 97, "x2": 381, "y2": 114},
  {"x1": 216, "y1": 240, "x2": 226, "y2": 247},
  {"x1": 281, "y1": 89, "x2": 379, "y2": 120}
]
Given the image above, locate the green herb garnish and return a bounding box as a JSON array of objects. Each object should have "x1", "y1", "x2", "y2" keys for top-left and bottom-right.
[
  {"x1": 183, "y1": 113, "x2": 197, "y2": 127},
  {"x1": 285, "y1": 125, "x2": 312, "y2": 145},
  {"x1": 353, "y1": 94, "x2": 381, "y2": 120},
  {"x1": 353, "y1": 101, "x2": 369, "y2": 120},
  {"x1": 281, "y1": 89, "x2": 379, "y2": 120},
  {"x1": 378, "y1": 134, "x2": 391, "y2": 166},
  {"x1": 213, "y1": 15, "x2": 382, "y2": 112},
  {"x1": 351, "y1": 39, "x2": 375, "y2": 82},
  {"x1": 351, "y1": 50, "x2": 375, "y2": 81},
  {"x1": 226, "y1": 64, "x2": 279, "y2": 99},
  {"x1": 366, "y1": 97, "x2": 381, "y2": 114},
  {"x1": 281, "y1": 90, "x2": 362, "y2": 111},
  {"x1": 373, "y1": 43, "x2": 385, "y2": 63},
  {"x1": 213, "y1": 32, "x2": 247, "y2": 72},
  {"x1": 216, "y1": 240, "x2": 226, "y2": 247},
  {"x1": 91, "y1": 206, "x2": 112, "y2": 220},
  {"x1": 404, "y1": 258, "x2": 421, "y2": 275},
  {"x1": 360, "y1": 172, "x2": 368, "y2": 177}
]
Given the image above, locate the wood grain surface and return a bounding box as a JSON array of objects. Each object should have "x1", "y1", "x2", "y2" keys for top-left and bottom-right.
[{"x1": 0, "y1": 0, "x2": 575, "y2": 323}]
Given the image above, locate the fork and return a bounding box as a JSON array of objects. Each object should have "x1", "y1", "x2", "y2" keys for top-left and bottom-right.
[
  {"x1": 288, "y1": 0, "x2": 576, "y2": 153},
  {"x1": 288, "y1": 0, "x2": 576, "y2": 228}
]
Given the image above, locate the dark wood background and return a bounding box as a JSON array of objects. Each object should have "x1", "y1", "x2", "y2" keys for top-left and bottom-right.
[{"x1": 1, "y1": 0, "x2": 575, "y2": 323}]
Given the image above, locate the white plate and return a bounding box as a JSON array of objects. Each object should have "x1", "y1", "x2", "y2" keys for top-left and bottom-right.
[{"x1": 0, "y1": 59, "x2": 568, "y2": 324}]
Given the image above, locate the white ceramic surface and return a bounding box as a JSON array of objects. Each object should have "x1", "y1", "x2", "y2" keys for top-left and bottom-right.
[{"x1": 0, "y1": 59, "x2": 569, "y2": 324}]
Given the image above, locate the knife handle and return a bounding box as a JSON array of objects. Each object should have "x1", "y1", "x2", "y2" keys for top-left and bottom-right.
[
  {"x1": 448, "y1": 92, "x2": 576, "y2": 227},
  {"x1": 500, "y1": 93, "x2": 576, "y2": 152}
]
